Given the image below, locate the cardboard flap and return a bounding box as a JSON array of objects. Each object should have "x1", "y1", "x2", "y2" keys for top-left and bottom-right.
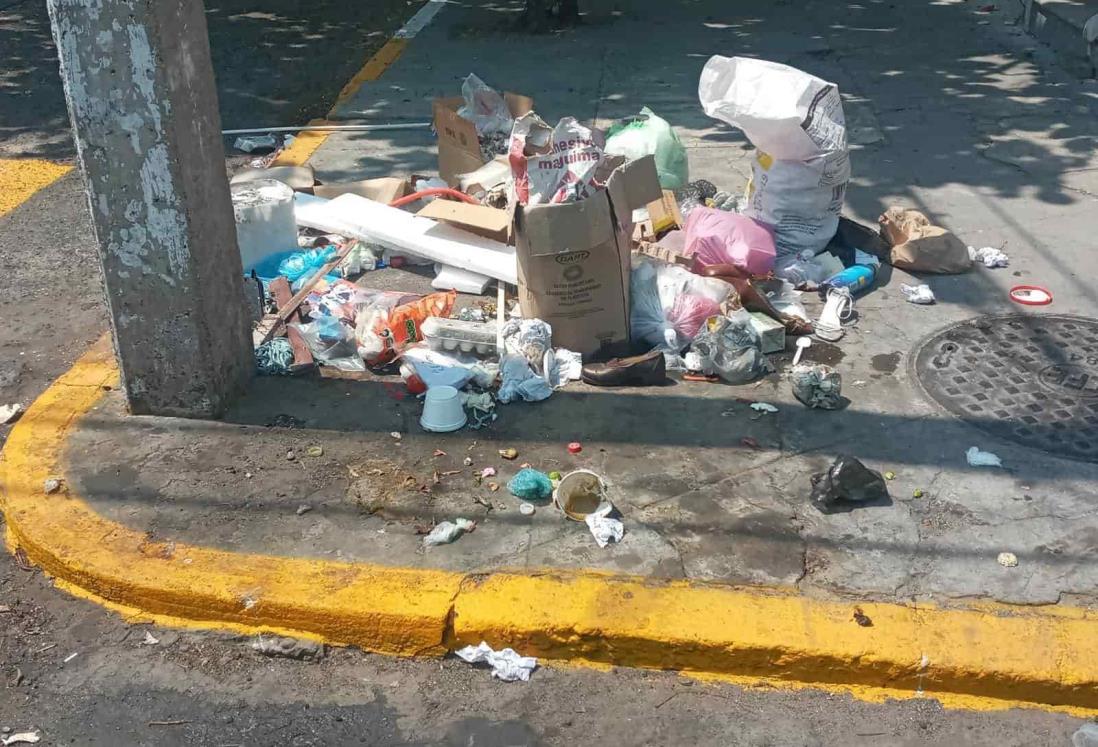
[
  {"x1": 505, "y1": 92, "x2": 534, "y2": 118},
  {"x1": 417, "y1": 200, "x2": 512, "y2": 244},
  {"x1": 517, "y1": 191, "x2": 614, "y2": 256},
  {"x1": 606, "y1": 154, "x2": 662, "y2": 212}
]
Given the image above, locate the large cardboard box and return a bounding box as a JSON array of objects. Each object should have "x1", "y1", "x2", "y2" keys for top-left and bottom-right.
[
  {"x1": 313, "y1": 177, "x2": 409, "y2": 203},
  {"x1": 514, "y1": 155, "x2": 662, "y2": 359},
  {"x1": 432, "y1": 92, "x2": 534, "y2": 185}
]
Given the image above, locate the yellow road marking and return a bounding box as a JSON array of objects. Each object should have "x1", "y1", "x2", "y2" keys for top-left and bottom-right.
[
  {"x1": 0, "y1": 159, "x2": 72, "y2": 217},
  {"x1": 0, "y1": 337, "x2": 1096, "y2": 717}
]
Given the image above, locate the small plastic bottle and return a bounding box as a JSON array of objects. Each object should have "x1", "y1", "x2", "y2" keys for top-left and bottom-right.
[{"x1": 820, "y1": 249, "x2": 880, "y2": 296}]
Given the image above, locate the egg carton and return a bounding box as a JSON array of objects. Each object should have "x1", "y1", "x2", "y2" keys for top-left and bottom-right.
[{"x1": 421, "y1": 316, "x2": 498, "y2": 355}]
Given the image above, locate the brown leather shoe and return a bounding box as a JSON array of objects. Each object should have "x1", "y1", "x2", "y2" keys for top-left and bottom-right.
[{"x1": 581, "y1": 350, "x2": 666, "y2": 387}]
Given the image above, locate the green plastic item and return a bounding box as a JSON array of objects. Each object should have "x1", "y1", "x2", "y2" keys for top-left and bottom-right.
[
  {"x1": 606, "y1": 106, "x2": 689, "y2": 191},
  {"x1": 507, "y1": 468, "x2": 553, "y2": 502}
]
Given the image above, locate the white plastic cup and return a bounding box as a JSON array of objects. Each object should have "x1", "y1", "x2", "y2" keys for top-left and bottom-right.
[{"x1": 419, "y1": 385, "x2": 467, "y2": 432}]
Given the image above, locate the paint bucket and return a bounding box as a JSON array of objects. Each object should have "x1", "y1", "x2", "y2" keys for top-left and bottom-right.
[
  {"x1": 554, "y1": 470, "x2": 609, "y2": 521},
  {"x1": 231, "y1": 178, "x2": 298, "y2": 270},
  {"x1": 419, "y1": 385, "x2": 467, "y2": 432}
]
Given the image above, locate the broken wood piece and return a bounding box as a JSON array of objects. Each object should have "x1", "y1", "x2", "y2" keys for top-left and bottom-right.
[
  {"x1": 267, "y1": 276, "x2": 315, "y2": 373},
  {"x1": 260, "y1": 242, "x2": 355, "y2": 345}
]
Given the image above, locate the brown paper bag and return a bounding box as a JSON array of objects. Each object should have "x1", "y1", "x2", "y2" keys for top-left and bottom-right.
[{"x1": 879, "y1": 206, "x2": 971, "y2": 274}]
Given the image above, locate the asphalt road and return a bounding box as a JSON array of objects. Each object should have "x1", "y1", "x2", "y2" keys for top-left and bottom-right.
[{"x1": 0, "y1": 1, "x2": 1093, "y2": 744}]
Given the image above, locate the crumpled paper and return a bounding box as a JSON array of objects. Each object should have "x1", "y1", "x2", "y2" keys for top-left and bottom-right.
[
  {"x1": 966, "y1": 446, "x2": 1003, "y2": 467},
  {"x1": 900, "y1": 283, "x2": 936, "y2": 305},
  {"x1": 585, "y1": 503, "x2": 624, "y2": 548},
  {"x1": 968, "y1": 245, "x2": 1009, "y2": 268},
  {"x1": 497, "y1": 355, "x2": 553, "y2": 403},
  {"x1": 455, "y1": 641, "x2": 538, "y2": 682},
  {"x1": 502, "y1": 318, "x2": 552, "y2": 368},
  {"x1": 423, "y1": 518, "x2": 476, "y2": 546}
]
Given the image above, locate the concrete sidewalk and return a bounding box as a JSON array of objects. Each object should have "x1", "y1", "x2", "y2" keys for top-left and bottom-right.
[{"x1": 5, "y1": 0, "x2": 1098, "y2": 715}]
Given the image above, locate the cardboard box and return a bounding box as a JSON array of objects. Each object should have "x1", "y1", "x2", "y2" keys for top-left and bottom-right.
[
  {"x1": 514, "y1": 155, "x2": 662, "y2": 358},
  {"x1": 633, "y1": 189, "x2": 684, "y2": 241},
  {"x1": 432, "y1": 92, "x2": 533, "y2": 185},
  {"x1": 313, "y1": 177, "x2": 409, "y2": 203},
  {"x1": 416, "y1": 200, "x2": 512, "y2": 244}
]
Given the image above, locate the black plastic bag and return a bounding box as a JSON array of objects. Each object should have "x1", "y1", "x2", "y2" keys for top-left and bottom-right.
[{"x1": 809, "y1": 455, "x2": 888, "y2": 513}]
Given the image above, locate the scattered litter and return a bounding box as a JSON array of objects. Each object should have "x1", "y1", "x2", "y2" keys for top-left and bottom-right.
[
  {"x1": 251, "y1": 635, "x2": 325, "y2": 661},
  {"x1": 913, "y1": 488, "x2": 925, "y2": 498},
  {"x1": 997, "y1": 552, "x2": 1019, "y2": 568},
  {"x1": 286, "y1": 450, "x2": 296, "y2": 461},
  {"x1": 1009, "y1": 285, "x2": 1052, "y2": 306},
  {"x1": 750, "y1": 402, "x2": 779, "y2": 414},
  {"x1": 63, "y1": 652, "x2": 79, "y2": 664},
  {"x1": 306, "y1": 446, "x2": 324, "y2": 457},
  {"x1": 455, "y1": 641, "x2": 537, "y2": 682},
  {"x1": 390, "y1": 432, "x2": 402, "y2": 441},
  {"x1": 567, "y1": 441, "x2": 583, "y2": 454},
  {"x1": 884, "y1": 471, "x2": 896, "y2": 481},
  {"x1": 741, "y1": 437, "x2": 760, "y2": 449},
  {"x1": 507, "y1": 469, "x2": 553, "y2": 501},
  {"x1": 966, "y1": 446, "x2": 1003, "y2": 468},
  {"x1": 498, "y1": 448, "x2": 518, "y2": 460},
  {"x1": 852, "y1": 380, "x2": 868, "y2": 387},
  {"x1": 879, "y1": 206, "x2": 970, "y2": 274},
  {"x1": 555, "y1": 470, "x2": 610, "y2": 521},
  {"x1": 141, "y1": 631, "x2": 160, "y2": 646},
  {"x1": 548, "y1": 471, "x2": 562, "y2": 481},
  {"x1": 810, "y1": 455, "x2": 889, "y2": 513},
  {"x1": 900, "y1": 284, "x2": 936, "y2": 305},
  {"x1": 519, "y1": 502, "x2": 536, "y2": 516},
  {"x1": 488, "y1": 482, "x2": 500, "y2": 492},
  {"x1": 234, "y1": 134, "x2": 278, "y2": 153},
  {"x1": 852, "y1": 607, "x2": 873, "y2": 627},
  {"x1": 43, "y1": 478, "x2": 61, "y2": 494},
  {"x1": 968, "y1": 245, "x2": 1009, "y2": 268},
  {"x1": 424, "y1": 518, "x2": 476, "y2": 546},
  {"x1": 480, "y1": 467, "x2": 497, "y2": 478},
  {"x1": 463, "y1": 456, "x2": 473, "y2": 466},
  {"x1": 295, "y1": 504, "x2": 312, "y2": 516},
  {"x1": 790, "y1": 364, "x2": 843, "y2": 410},
  {"x1": 585, "y1": 502, "x2": 625, "y2": 548},
  {"x1": 2, "y1": 732, "x2": 40, "y2": 746},
  {"x1": 0, "y1": 403, "x2": 21, "y2": 424}
]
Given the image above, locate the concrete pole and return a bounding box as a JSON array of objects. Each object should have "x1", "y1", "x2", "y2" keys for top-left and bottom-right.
[{"x1": 46, "y1": 0, "x2": 253, "y2": 417}]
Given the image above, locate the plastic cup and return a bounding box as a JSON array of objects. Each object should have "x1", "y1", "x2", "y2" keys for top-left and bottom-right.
[
  {"x1": 419, "y1": 385, "x2": 467, "y2": 432},
  {"x1": 554, "y1": 470, "x2": 609, "y2": 521}
]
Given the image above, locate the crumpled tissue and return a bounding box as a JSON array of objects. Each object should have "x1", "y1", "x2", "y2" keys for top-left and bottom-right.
[
  {"x1": 423, "y1": 518, "x2": 476, "y2": 546},
  {"x1": 966, "y1": 446, "x2": 1003, "y2": 467},
  {"x1": 585, "y1": 503, "x2": 624, "y2": 548},
  {"x1": 455, "y1": 641, "x2": 538, "y2": 682},
  {"x1": 968, "y1": 246, "x2": 1009, "y2": 268},
  {"x1": 901, "y1": 283, "x2": 936, "y2": 305}
]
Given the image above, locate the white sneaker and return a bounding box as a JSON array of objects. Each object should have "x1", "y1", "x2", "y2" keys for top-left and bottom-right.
[{"x1": 815, "y1": 287, "x2": 854, "y2": 342}]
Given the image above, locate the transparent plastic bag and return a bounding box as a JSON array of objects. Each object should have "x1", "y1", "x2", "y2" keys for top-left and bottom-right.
[
  {"x1": 689, "y1": 310, "x2": 774, "y2": 384},
  {"x1": 629, "y1": 256, "x2": 732, "y2": 351},
  {"x1": 605, "y1": 107, "x2": 689, "y2": 190},
  {"x1": 456, "y1": 73, "x2": 513, "y2": 136},
  {"x1": 354, "y1": 291, "x2": 456, "y2": 366},
  {"x1": 291, "y1": 317, "x2": 366, "y2": 372}
]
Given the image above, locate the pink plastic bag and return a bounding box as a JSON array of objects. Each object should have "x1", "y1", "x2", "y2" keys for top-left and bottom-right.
[{"x1": 683, "y1": 207, "x2": 777, "y2": 275}]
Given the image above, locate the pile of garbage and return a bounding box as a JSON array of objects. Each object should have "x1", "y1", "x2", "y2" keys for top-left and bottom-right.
[{"x1": 237, "y1": 59, "x2": 1015, "y2": 518}]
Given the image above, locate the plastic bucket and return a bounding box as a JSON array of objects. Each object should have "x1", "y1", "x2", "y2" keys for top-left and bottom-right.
[
  {"x1": 554, "y1": 470, "x2": 609, "y2": 521},
  {"x1": 419, "y1": 385, "x2": 467, "y2": 432}
]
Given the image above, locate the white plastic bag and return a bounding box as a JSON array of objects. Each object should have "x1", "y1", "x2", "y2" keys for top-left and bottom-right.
[
  {"x1": 456, "y1": 73, "x2": 513, "y2": 136},
  {"x1": 629, "y1": 256, "x2": 732, "y2": 351},
  {"x1": 699, "y1": 56, "x2": 850, "y2": 257}
]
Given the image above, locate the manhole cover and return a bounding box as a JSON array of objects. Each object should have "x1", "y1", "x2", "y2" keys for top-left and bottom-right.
[{"x1": 913, "y1": 314, "x2": 1098, "y2": 462}]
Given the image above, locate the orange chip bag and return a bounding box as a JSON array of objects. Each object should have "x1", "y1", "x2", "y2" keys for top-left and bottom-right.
[{"x1": 356, "y1": 290, "x2": 456, "y2": 366}]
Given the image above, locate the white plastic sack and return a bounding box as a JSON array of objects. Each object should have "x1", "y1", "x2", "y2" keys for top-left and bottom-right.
[
  {"x1": 455, "y1": 641, "x2": 537, "y2": 682},
  {"x1": 699, "y1": 56, "x2": 850, "y2": 257},
  {"x1": 456, "y1": 73, "x2": 513, "y2": 136}
]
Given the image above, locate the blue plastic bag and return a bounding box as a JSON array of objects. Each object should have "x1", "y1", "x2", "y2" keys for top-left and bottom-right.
[{"x1": 507, "y1": 468, "x2": 553, "y2": 502}]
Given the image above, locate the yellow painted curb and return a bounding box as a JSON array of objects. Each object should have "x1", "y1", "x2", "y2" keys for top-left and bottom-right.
[
  {"x1": 0, "y1": 159, "x2": 72, "y2": 217},
  {"x1": 1, "y1": 339, "x2": 1097, "y2": 716}
]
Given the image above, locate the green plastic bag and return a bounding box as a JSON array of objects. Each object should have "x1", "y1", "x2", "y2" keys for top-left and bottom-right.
[{"x1": 605, "y1": 106, "x2": 689, "y2": 191}]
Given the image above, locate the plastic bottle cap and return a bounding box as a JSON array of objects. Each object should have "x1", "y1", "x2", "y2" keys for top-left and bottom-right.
[{"x1": 567, "y1": 442, "x2": 583, "y2": 454}]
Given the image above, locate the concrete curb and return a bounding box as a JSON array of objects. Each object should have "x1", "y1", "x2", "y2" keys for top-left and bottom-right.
[{"x1": 1, "y1": 339, "x2": 1097, "y2": 716}]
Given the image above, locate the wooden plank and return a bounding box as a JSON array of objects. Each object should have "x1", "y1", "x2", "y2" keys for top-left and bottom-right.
[
  {"x1": 260, "y1": 243, "x2": 355, "y2": 345},
  {"x1": 267, "y1": 276, "x2": 314, "y2": 373}
]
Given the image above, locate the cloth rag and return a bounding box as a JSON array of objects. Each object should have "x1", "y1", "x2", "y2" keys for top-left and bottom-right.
[{"x1": 455, "y1": 641, "x2": 538, "y2": 682}]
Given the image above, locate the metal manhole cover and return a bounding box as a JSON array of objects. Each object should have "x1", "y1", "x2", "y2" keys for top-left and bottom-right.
[{"x1": 913, "y1": 314, "x2": 1098, "y2": 462}]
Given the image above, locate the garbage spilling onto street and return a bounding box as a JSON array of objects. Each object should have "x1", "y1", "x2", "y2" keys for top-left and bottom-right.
[{"x1": 235, "y1": 60, "x2": 1019, "y2": 538}]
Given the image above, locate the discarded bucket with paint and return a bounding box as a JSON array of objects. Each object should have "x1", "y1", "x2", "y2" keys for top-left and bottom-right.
[
  {"x1": 420, "y1": 385, "x2": 467, "y2": 432},
  {"x1": 554, "y1": 470, "x2": 610, "y2": 521},
  {"x1": 231, "y1": 178, "x2": 298, "y2": 270}
]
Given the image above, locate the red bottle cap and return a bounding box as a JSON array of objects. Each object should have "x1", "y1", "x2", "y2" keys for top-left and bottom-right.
[{"x1": 567, "y1": 442, "x2": 582, "y2": 454}]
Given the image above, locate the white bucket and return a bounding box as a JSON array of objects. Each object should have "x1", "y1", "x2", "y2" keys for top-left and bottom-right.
[
  {"x1": 553, "y1": 470, "x2": 609, "y2": 521},
  {"x1": 419, "y1": 385, "x2": 467, "y2": 432},
  {"x1": 231, "y1": 178, "x2": 298, "y2": 270}
]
